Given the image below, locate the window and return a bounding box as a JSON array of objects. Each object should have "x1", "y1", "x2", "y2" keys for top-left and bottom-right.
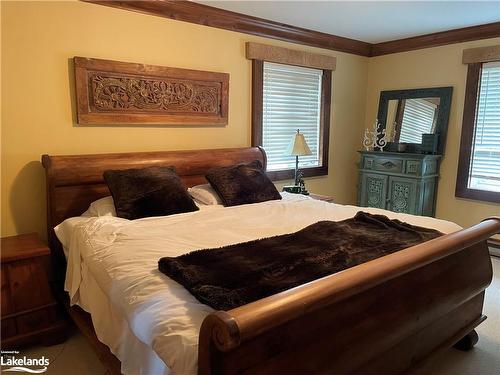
[
  {"x1": 249, "y1": 43, "x2": 332, "y2": 181},
  {"x1": 262, "y1": 62, "x2": 323, "y2": 171},
  {"x1": 456, "y1": 50, "x2": 500, "y2": 203},
  {"x1": 469, "y1": 62, "x2": 500, "y2": 193}
]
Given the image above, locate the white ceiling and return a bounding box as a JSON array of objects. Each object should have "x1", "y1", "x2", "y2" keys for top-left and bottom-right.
[{"x1": 195, "y1": 1, "x2": 500, "y2": 43}]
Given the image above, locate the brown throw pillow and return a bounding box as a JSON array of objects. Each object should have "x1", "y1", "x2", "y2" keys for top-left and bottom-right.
[
  {"x1": 205, "y1": 160, "x2": 281, "y2": 206},
  {"x1": 103, "y1": 166, "x2": 199, "y2": 220}
]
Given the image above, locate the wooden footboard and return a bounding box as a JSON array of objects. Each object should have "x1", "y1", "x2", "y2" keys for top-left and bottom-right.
[{"x1": 198, "y1": 217, "x2": 500, "y2": 375}]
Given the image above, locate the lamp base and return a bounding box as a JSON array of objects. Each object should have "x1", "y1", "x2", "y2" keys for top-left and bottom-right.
[
  {"x1": 283, "y1": 185, "x2": 310, "y2": 195},
  {"x1": 283, "y1": 185, "x2": 302, "y2": 194}
]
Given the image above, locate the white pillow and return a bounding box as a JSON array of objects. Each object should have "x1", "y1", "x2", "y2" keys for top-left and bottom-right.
[
  {"x1": 188, "y1": 184, "x2": 223, "y2": 205},
  {"x1": 82, "y1": 196, "x2": 117, "y2": 217}
]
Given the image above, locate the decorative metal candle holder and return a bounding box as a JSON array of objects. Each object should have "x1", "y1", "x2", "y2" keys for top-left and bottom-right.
[{"x1": 363, "y1": 119, "x2": 387, "y2": 151}]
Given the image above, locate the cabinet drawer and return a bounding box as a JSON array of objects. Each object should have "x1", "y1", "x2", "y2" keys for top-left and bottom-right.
[
  {"x1": 363, "y1": 157, "x2": 374, "y2": 169},
  {"x1": 405, "y1": 160, "x2": 422, "y2": 175},
  {"x1": 16, "y1": 308, "x2": 52, "y2": 334},
  {"x1": 1, "y1": 268, "x2": 12, "y2": 315},
  {"x1": 1, "y1": 318, "x2": 17, "y2": 339},
  {"x1": 8, "y1": 258, "x2": 53, "y2": 312},
  {"x1": 372, "y1": 158, "x2": 403, "y2": 173}
]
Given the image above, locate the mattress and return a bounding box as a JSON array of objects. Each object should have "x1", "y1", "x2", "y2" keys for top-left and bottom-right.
[{"x1": 55, "y1": 193, "x2": 462, "y2": 375}]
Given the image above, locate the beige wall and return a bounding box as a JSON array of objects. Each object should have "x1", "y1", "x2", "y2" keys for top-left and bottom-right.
[
  {"x1": 364, "y1": 37, "x2": 500, "y2": 230},
  {"x1": 1, "y1": 1, "x2": 368, "y2": 238}
]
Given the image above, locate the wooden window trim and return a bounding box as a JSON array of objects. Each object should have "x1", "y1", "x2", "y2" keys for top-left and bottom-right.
[
  {"x1": 246, "y1": 42, "x2": 337, "y2": 70},
  {"x1": 462, "y1": 45, "x2": 500, "y2": 64},
  {"x1": 251, "y1": 60, "x2": 331, "y2": 181},
  {"x1": 455, "y1": 62, "x2": 500, "y2": 203}
]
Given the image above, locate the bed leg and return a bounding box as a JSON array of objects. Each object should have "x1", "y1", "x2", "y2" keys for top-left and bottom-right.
[{"x1": 453, "y1": 330, "x2": 479, "y2": 351}]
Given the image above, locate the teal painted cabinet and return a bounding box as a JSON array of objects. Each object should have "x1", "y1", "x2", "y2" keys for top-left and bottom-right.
[{"x1": 357, "y1": 151, "x2": 441, "y2": 216}]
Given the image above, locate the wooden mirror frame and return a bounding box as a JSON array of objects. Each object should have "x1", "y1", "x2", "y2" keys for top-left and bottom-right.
[{"x1": 377, "y1": 87, "x2": 453, "y2": 155}]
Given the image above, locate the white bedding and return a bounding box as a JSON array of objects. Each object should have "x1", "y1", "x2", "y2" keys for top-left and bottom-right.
[{"x1": 56, "y1": 193, "x2": 462, "y2": 375}]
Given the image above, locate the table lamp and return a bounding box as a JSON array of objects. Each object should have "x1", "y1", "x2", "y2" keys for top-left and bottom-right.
[{"x1": 285, "y1": 129, "x2": 312, "y2": 188}]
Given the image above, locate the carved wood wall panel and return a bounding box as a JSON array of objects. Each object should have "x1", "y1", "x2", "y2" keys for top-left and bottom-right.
[{"x1": 74, "y1": 57, "x2": 229, "y2": 125}]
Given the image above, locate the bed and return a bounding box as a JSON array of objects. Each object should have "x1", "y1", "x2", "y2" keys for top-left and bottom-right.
[{"x1": 42, "y1": 146, "x2": 500, "y2": 375}]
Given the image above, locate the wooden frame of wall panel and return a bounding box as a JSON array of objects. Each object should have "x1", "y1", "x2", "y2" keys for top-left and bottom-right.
[{"x1": 74, "y1": 56, "x2": 229, "y2": 125}]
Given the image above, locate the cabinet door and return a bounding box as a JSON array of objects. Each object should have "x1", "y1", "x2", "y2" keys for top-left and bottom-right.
[
  {"x1": 387, "y1": 176, "x2": 418, "y2": 214},
  {"x1": 359, "y1": 173, "x2": 388, "y2": 209}
]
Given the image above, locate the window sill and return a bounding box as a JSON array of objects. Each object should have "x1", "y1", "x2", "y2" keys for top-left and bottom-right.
[
  {"x1": 267, "y1": 166, "x2": 328, "y2": 181},
  {"x1": 455, "y1": 187, "x2": 500, "y2": 204}
]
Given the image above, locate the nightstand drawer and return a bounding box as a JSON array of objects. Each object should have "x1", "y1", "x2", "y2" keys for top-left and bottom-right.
[
  {"x1": 1, "y1": 268, "x2": 12, "y2": 315},
  {"x1": 8, "y1": 258, "x2": 52, "y2": 312},
  {"x1": 1, "y1": 318, "x2": 17, "y2": 339},
  {"x1": 17, "y1": 309, "x2": 52, "y2": 334}
]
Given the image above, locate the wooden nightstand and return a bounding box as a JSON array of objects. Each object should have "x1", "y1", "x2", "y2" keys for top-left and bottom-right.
[
  {"x1": 1, "y1": 233, "x2": 67, "y2": 348},
  {"x1": 309, "y1": 193, "x2": 335, "y2": 203}
]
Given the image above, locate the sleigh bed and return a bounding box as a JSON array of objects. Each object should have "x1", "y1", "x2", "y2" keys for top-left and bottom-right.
[{"x1": 42, "y1": 146, "x2": 500, "y2": 375}]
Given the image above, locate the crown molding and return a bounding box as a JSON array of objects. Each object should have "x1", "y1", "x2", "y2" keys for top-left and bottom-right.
[
  {"x1": 371, "y1": 22, "x2": 500, "y2": 56},
  {"x1": 81, "y1": 0, "x2": 371, "y2": 56},
  {"x1": 82, "y1": 1, "x2": 500, "y2": 58}
]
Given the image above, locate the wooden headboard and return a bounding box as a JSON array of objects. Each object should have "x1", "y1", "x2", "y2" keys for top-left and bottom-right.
[{"x1": 42, "y1": 146, "x2": 266, "y2": 284}]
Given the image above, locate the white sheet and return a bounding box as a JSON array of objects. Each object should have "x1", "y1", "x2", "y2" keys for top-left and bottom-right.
[
  {"x1": 57, "y1": 193, "x2": 462, "y2": 375},
  {"x1": 77, "y1": 260, "x2": 172, "y2": 375}
]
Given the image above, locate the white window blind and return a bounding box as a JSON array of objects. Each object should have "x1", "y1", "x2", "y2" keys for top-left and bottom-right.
[
  {"x1": 262, "y1": 62, "x2": 322, "y2": 171},
  {"x1": 469, "y1": 61, "x2": 500, "y2": 193},
  {"x1": 399, "y1": 99, "x2": 437, "y2": 143}
]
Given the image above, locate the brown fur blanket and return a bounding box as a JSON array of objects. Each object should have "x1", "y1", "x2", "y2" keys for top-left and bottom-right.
[{"x1": 158, "y1": 212, "x2": 442, "y2": 310}]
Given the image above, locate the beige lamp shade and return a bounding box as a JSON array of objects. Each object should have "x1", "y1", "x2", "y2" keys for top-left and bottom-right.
[{"x1": 285, "y1": 129, "x2": 312, "y2": 156}]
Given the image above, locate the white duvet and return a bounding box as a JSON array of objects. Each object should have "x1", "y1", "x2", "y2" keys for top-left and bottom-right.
[{"x1": 56, "y1": 193, "x2": 462, "y2": 375}]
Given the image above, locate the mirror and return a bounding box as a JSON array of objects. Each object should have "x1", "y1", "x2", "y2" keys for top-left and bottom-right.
[
  {"x1": 385, "y1": 97, "x2": 440, "y2": 143},
  {"x1": 377, "y1": 87, "x2": 453, "y2": 154}
]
